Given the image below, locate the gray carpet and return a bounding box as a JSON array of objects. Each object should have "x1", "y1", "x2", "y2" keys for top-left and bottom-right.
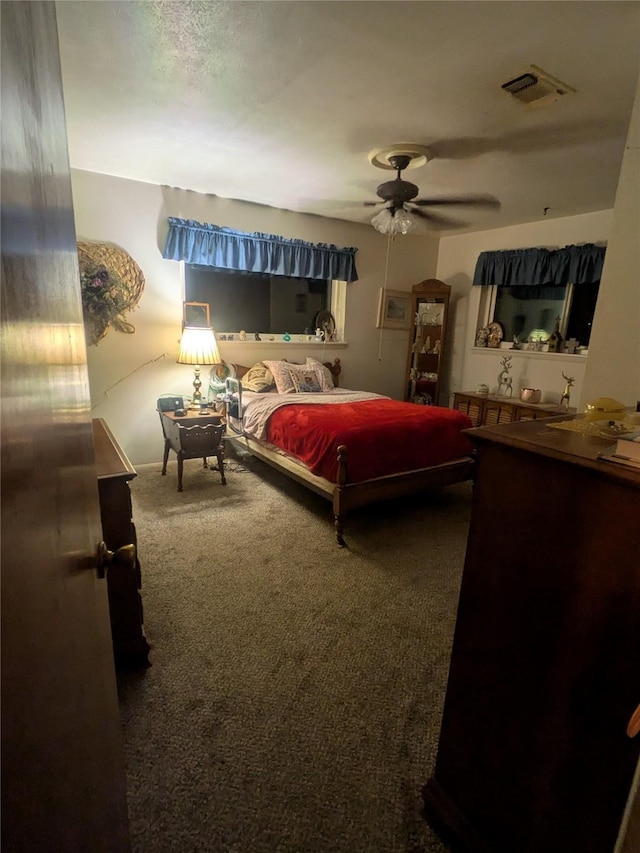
[{"x1": 118, "y1": 443, "x2": 472, "y2": 852}]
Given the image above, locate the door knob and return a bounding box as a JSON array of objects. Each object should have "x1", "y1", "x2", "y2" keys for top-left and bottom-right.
[
  {"x1": 627, "y1": 705, "x2": 640, "y2": 738},
  {"x1": 96, "y1": 541, "x2": 136, "y2": 579}
]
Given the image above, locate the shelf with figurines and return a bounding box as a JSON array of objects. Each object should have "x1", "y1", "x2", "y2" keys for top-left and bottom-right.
[{"x1": 404, "y1": 279, "x2": 451, "y2": 406}]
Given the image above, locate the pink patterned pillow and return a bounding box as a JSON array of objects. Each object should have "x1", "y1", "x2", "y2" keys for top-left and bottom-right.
[
  {"x1": 263, "y1": 360, "x2": 297, "y2": 394},
  {"x1": 263, "y1": 360, "x2": 325, "y2": 394}
]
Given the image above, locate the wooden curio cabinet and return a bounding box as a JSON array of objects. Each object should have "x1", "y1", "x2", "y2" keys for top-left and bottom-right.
[{"x1": 404, "y1": 278, "x2": 451, "y2": 405}]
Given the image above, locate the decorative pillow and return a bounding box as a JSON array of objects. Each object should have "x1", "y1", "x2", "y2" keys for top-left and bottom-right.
[
  {"x1": 239, "y1": 361, "x2": 274, "y2": 393},
  {"x1": 306, "y1": 357, "x2": 334, "y2": 391},
  {"x1": 288, "y1": 365, "x2": 323, "y2": 393},
  {"x1": 263, "y1": 359, "x2": 298, "y2": 394}
]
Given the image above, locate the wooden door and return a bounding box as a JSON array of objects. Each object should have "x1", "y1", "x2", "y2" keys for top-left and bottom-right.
[{"x1": 1, "y1": 3, "x2": 130, "y2": 850}]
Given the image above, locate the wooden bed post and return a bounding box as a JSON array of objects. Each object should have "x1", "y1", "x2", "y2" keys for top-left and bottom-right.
[
  {"x1": 334, "y1": 444, "x2": 348, "y2": 547},
  {"x1": 329, "y1": 358, "x2": 341, "y2": 387}
]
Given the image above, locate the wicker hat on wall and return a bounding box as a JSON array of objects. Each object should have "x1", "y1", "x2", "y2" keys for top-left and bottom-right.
[{"x1": 77, "y1": 241, "x2": 145, "y2": 346}]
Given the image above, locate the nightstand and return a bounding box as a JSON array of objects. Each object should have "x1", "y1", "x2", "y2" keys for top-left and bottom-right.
[{"x1": 160, "y1": 409, "x2": 227, "y2": 491}]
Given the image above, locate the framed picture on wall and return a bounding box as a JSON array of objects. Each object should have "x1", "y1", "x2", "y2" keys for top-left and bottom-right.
[
  {"x1": 376, "y1": 288, "x2": 411, "y2": 330},
  {"x1": 183, "y1": 301, "x2": 210, "y2": 327}
]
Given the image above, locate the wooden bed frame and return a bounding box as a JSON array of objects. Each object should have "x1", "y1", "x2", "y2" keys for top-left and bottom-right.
[{"x1": 230, "y1": 359, "x2": 475, "y2": 546}]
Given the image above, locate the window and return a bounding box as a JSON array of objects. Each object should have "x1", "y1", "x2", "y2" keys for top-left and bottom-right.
[
  {"x1": 484, "y1": 281, "x2": 600, "y2": 347},
  {"x1": 473, "y1": 243, "x2": 605, "y2": 349},
  {"x1": 185, "y1": 265, "x2": 332, "y2": 335}
]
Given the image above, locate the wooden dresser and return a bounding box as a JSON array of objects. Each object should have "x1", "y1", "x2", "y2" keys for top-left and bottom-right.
[
  {"x1": 424, "y1": 417, "x2": 640, "y2": 852},
  {"x1": 452, "y1": 390, "x2": 573, "y2": 427},
  {"x1": 93, "y1": 418, "x2": 150, "y2": 668}
]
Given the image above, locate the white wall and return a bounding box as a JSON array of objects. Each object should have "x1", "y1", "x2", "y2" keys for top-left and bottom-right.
[
  {"x1": 581, "y1": 72, "x2": 640, "y2": 410},
  {"x1": 435, "y1": 210, "x2": 613, "y2": 406},
  {"x1": 71, "y1": 170, "x2": 439, "y2": 464}
]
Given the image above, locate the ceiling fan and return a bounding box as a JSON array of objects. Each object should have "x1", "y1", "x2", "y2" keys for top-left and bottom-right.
[{"x1": 363, "y1": 145, "x2": 500, "y2": 234}]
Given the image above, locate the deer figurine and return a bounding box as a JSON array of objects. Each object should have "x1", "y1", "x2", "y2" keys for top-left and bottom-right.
[
  {"x1": 497, "y1": 356, "x2": 513, "y2": 398},
  {"x1": 560, "y1": 372, "x2": 575, "y2": 408}
]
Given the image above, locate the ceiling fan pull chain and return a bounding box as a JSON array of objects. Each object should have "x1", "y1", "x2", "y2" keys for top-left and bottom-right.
[{"x1": 378, "y1": 230, "x2": 393, "y2": 361}]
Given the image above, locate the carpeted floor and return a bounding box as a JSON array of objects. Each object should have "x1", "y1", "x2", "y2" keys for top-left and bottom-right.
[{"x1": 117, "y1": 443, "x2": 472, "y2": 852}]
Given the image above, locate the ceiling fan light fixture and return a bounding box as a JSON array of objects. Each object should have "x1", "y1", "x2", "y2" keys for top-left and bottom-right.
[
  {"x1": 371, "y1": 207, "x2": 393, "y2": 233},
  {"x1": 371, "y1": 205, "x2": 416, "y2": 236},
  {"x1": 394, "y1": 207, "x2": 416, "y2": 235}
]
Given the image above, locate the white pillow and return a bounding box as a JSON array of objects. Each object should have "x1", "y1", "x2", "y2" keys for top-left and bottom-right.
[{"x1": 306, "y1": 357, "x2": 334, "y2": 391}]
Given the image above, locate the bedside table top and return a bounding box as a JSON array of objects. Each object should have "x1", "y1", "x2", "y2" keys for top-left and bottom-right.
[{"x1": 162, "y1": 409, "x2": 224, "y2": 424}]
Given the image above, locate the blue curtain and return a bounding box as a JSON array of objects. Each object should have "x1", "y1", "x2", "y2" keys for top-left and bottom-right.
[
  {"x1": 472, "y1": 243, "x2": 605, "y2": 287},
  {"x1": 163, "y1": 218, "x2": 359, "y2": 282}
]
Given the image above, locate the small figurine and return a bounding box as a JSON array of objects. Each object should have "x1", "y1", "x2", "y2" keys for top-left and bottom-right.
[
  {"x1": 547, "y1": 316, "x2": 564, "y2": 353},
  {"x1": 560, "y1": 372, "x2": 574, "y2": 408},
  {"x1": 254, "y1": 332, "x2": 261, "y2": 341},
  {"x1": 433, "y1": 339, "x2": 441, "y2": 355},
  {"x1": 497, "y1": 355, "x2": 513, "y2": 398},
  {"x1": 475, "y1": 327, "x2": 488, "y2": 347},
  {"x1": 239, "y1": 330, "x2": 247, "y2": 341}
]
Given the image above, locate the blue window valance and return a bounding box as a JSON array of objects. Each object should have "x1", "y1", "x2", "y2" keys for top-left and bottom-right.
[
  {"x1": 472, "y1": 243, "x2": 606, "y2": 288},
  {"x1": 163, "y1": 217, "x2": 359, "y2": 282}
]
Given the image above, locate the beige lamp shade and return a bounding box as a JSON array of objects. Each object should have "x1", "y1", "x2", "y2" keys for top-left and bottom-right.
[{"x1": 177, "y1": 327, "x2": 221, "y2": 366}]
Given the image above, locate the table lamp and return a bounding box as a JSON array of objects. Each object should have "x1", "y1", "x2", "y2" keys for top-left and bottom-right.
[{"x1": 177, "y1": 326, "x2": 221, "y2": 407}]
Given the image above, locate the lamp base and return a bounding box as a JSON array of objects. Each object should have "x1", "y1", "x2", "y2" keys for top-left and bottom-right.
[{"x1": 190, "y1": 366, "x2": 203, "y2": 407}]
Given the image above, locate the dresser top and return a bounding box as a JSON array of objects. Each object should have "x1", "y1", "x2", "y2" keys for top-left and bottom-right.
[
  {"x1": 468, "y1": 416, "x2": 640, "y2": 487},
  {"x1": 455, "y1": 391, "x2": 574, "y2": 413},
  {"x1": 92, "y1": 418, "x2": 136, "y2": 481}
]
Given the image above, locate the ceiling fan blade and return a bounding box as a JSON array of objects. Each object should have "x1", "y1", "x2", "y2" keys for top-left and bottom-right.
[
  {"x1": 304, "y1": 198, "x2": 387, "y2": 212},
  {"x1": 410, "y1": 207, "x2": 469, "y2": 228},
  {"x1": 303, "y1": 199, "x2": 381, "y2": 218},
  {"x1": 412, "y1": 194, "x2": 500, "y2": 208}
]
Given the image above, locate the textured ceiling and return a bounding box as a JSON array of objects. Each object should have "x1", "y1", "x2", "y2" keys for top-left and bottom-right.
[{"x1": 56, "y1": 1, "x2": 640, "y2": 235}]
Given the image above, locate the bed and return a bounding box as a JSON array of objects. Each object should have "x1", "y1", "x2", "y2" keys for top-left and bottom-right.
[{"x1": 223, "y1": 358, "x2": 475, "y2": 546}]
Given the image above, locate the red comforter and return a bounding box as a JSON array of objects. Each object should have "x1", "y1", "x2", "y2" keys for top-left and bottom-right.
[{"x1": 265, "y1": 398, "x2": 474, "y2": 483}]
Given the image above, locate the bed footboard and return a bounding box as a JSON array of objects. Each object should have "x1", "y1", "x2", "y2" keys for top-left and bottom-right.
[
  {"x1": 331, "y1": 446, "x2": 474, "y2": 547},
  {"x1": 231, "y1": 430, "x2": 474, "y2": 548}
]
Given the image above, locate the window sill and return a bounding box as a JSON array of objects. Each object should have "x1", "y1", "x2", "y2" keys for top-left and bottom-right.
[
  {"x1": 218, "y1": 340, "x2": 348, "y2": 349},
  {"x1": 471, "y1": 347, "x2": 587, "y2": 361}
]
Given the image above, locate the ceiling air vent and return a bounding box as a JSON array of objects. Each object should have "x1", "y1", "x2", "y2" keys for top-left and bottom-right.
[{"x1": 501, "y1": 65, "x2": 575, "y2": 109}]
